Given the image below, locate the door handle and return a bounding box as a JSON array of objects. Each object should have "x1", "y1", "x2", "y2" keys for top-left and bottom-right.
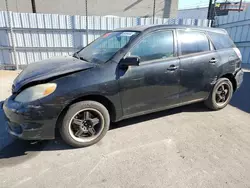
[
  {"x1": 209, "y1": 58, "x2": 217, "y2": 64},
  {"x1": 167, "y1": 65, "x2": 178, "y2": 71}
]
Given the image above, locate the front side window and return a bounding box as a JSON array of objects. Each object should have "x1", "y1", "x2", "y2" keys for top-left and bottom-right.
[
  {"x1": 178, "y1": 30, "x2": 210, "y2": 55},
  {"x1": 128, "y1": 30, "x2": 174, "y2": 62},
  {"x1": 77, "y1": 31, "x2": 139, "y2": 64}
]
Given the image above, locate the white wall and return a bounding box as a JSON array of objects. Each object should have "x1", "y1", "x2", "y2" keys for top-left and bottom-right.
[
  {"x1": 178, "y1": 7, "x2": 208, "y2": 19},
  {"x1": 0, "y1": 0, "x2": 178, "y2": 18},
  {"x1": 0, "y1": 0, "x2": 32, "y2": 12}
]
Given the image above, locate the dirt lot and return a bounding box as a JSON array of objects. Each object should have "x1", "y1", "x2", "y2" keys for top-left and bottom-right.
[{"x1": 0, "y1": 70, "x2": 249, "y2": 188}]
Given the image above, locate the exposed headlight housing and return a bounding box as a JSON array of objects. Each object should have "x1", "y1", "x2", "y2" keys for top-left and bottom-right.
[{"x1": 15, "y1": 83, "x2": 57, "y2": 103}]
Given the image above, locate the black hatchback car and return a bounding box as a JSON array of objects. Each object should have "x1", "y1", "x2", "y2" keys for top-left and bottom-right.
[{"x1": 3, "y1": 25, "x2": 244, "y2": 147}]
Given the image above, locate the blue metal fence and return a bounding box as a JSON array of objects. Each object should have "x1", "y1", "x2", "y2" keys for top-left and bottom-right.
[
  {"x1": 0, "y1": 11, "x2": 212, "y2": 69},
  {"x1": 215, "y1": 7, "x2": 250, "y2": 65}
]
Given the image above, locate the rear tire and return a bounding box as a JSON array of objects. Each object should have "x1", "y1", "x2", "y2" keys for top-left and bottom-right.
[
  {"x1": 60, "y1": 101, "x2": 110, "y2": 148},
  {"x1": 205, "y1": 78, "x2": 233, "y2": 110}
]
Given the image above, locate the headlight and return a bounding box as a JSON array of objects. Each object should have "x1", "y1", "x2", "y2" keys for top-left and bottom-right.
[{"x1": 15, "y1": 83, "x2": 57, "y2": 103}]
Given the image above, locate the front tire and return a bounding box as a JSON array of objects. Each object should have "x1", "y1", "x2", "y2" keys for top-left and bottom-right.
[
  {"x1": 60, "y1": 101, "x2": 110, "y2": 148},
  {"x1": 205, "y1": 78, "x2": 233, "y2": 110}
]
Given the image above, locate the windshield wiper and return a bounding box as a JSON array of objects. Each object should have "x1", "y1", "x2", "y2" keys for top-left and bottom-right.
[
  {"x1": 79, "y1": 57, "x2": 89, "y2": 62},
  {"x1": 73, "y1": 52, "x2": 89, "y2": 62},
  {"x1": 72, "y1": 52, "x2": 80, "y2": 59}
]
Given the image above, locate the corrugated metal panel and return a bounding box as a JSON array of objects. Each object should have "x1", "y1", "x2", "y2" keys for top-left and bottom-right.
[
  {"x1": 0, "y1": 11, "x2": 211, "y2": 67},
  {"x1": 235, "y1": 26, "x2": 242, "y2": 42},
  {"x1": 0, "y1": 12, "x2": 7, "y2": 27},
  {"x1": 44, "y1": 14, "x2": 53, "y2": 28},
  {"x1": 241, "y1": 25, "x2": 249, "y2": 41},
  {"x1": 242, "y1": 47, "x2": 249, "y2": 64},
  {"x1": 20, "y1": 13, "x2": 29, "y2": 28},
  {"x1": 29, "y1": 13, "x2": 38, "y2": 28},
  {"x1": 215, "y1": 10, "x2": 250, "y2": 64}
]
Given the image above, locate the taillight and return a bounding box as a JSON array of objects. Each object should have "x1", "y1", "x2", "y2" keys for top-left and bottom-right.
[{"x1": 233, "y1": 48, "x2": 242, "y2": 61}]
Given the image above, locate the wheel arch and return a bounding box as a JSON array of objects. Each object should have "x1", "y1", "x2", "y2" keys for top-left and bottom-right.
[
  {"x1": 220, "y1": 73, "x2": 237, "y2": 92},
  {"x1": 55, "y1": 94, "x2": 116, "y2": 129}
]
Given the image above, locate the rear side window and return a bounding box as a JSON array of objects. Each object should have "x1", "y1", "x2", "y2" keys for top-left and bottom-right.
[
  {"x1": 178, "y1": 30, "x2": 210, "y2": 55},
  {"x1": 208, "y1": 31, "x2": 235, "y2": 50}
]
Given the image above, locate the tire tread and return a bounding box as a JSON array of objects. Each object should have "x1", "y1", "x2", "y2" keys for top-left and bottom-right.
[
  {"x1": 60, "y1": 100, "x2": 110, "y2": 148},
  {"x1": 205, "y1": 78, "x2": 233, "y2": 110}
]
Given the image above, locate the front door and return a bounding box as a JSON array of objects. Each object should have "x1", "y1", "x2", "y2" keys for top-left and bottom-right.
[
  {"x1": 177, "y1": 29, "x2": 219, "y2": 103},
  {"x1": 118, "y1": 30, "x2": 180, "y2": 117}
]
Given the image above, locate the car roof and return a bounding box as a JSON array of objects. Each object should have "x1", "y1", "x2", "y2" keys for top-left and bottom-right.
[{"x1": 114, "y1": 24, "x2": 227, "y2": 34}]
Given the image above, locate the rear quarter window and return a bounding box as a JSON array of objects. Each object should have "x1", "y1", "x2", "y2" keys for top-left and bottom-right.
[{"x1": 208, "y1": 31, "x2": 235, "y2": 50}]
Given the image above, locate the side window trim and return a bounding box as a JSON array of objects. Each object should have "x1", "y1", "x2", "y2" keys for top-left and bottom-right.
[
  {"x1": 177, "y1": 29, "x2": 211, "y2": 57},
  {"x1": 125, "y1": 29, "x2": 176, "y2": 64},
  {"x1": 205, "y1": 31, "x2": 216, "y2": 51}
]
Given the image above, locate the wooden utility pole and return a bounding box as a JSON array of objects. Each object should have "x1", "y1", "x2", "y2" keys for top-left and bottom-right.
[
  {"x1": 31, "y1": 0, "x2": 37, "y2": 13},
  {"x1": 208, "y1": 0, "x2": 218, "y2": 20},
  {"x1": 239, "y1": 0, "x2": 243, "y2": 12},
  {"x1": 153, "y1": 0, "x2": 156, "y2": 24},
  {"x1": 207, "y1": 0, "x2": 213, "y2": 19},
  {"x1": 214, "y1": 0, "x2": 217, "y2": 18}
]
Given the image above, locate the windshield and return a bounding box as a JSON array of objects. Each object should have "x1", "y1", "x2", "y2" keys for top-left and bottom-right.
[{"x1": 75, "y1": 31, "x2": 140, "y2": 64}]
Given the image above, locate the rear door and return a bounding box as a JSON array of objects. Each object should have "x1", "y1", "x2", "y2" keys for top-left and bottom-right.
[
  {"x1": 177, "y1": 29, "x2": 220, "y2": 103},
  {"x1": 119, "y1": 30, "x2": 180, "y2": 117},
  {"x1": 208, "y1": 31, "x2": 242, "y2": 70}
]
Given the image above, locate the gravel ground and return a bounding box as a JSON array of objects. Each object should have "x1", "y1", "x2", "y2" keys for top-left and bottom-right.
[{"x1": 0, "y1": 70, "x2": 249, "y2": 188}]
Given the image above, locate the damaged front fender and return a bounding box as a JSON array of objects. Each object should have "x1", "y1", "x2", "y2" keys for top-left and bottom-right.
[{"x1": 13, "y1": 56, "x2": 96, "y2": 93}]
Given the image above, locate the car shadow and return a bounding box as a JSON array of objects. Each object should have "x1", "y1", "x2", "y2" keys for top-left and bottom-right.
[
  {"x1": 0, "y1": 138, "x2": 75, "y2": 167},
  {"x1": 0, "y1": 101, "x2": 14, "y2": 151},
  {"x1": 0, "y1": 102, "x2": 209, "y2": 167},
  {"x1": 110, "y1": 102, "x2": 209, "y2": 130},
  {"x1": 230, "y1": 71, "x2": 250, "y2": 113}
]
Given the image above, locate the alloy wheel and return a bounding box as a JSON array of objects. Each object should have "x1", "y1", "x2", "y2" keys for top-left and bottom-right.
[
  {"x1": 215, "y1": 83, "x2": 230, "y2": 106},
  {"x1": 68, "y1": 108, "x2": 104, "y2": 142}
]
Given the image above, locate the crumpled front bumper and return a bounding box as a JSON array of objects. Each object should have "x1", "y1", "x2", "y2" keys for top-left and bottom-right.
[{"x1": 3, "y1": 96, "x2": 60, "y2": 140}]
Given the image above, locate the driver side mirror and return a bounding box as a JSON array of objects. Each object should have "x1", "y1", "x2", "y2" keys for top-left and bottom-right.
[{"x1": 119, "y1": 56, "x2": 140, "y2": 69}]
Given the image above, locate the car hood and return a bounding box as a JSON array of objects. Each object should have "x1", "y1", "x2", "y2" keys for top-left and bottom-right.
[{"x1": 13, "y1": 56, "x2": 95, "y2": 93}]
